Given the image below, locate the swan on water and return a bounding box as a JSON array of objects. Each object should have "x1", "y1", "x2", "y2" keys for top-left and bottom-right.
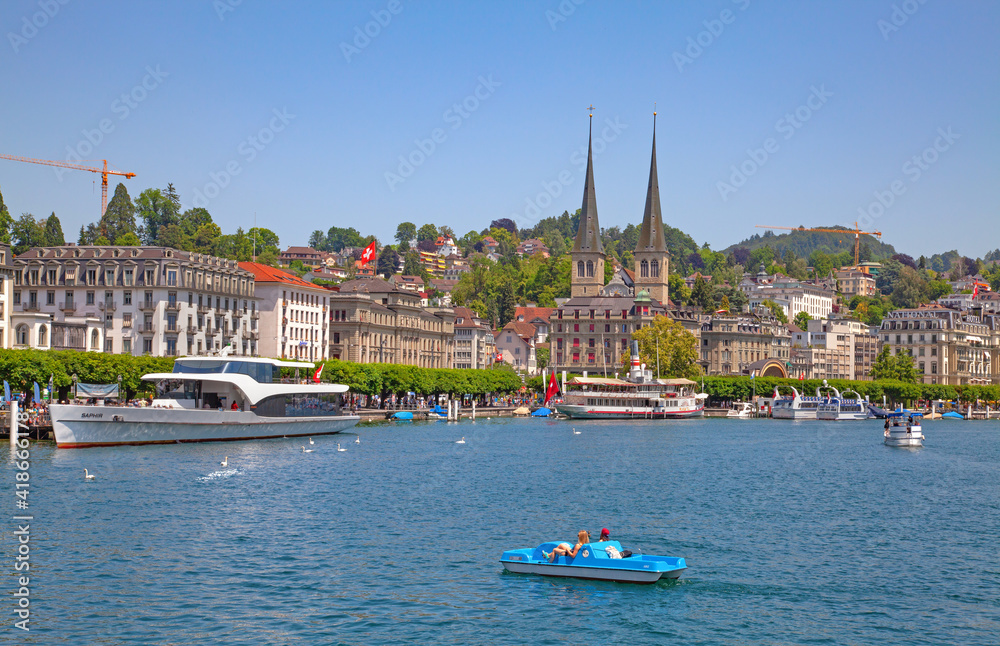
[
  {"x1": 309, "y1": 438, "x2": 314, "y2": 445},
  {"x1": 337, "y1": 443, "x2": 347, "y2": 452},
  {"x1": 573, "y1": 427, "x2": 581, "y2": 435},
  {"x1": 355, "y1": 436, "x2": 360, "y2": 444},
  {"x1": 221, "y1": 456, "x2": 229, "y2": 467},
  {"x1": 84, "y1": 469, "x2": 95, "y2": 480},
  {"x1": 456, "y1": 437, "x2": 466, "y2": 444},
  {"x1": 302, "y1": 446, "x2": 314, "y2": 453}
]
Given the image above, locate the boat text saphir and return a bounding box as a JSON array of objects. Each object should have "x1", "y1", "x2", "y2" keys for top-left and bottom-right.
[{"x1": 49, "y1": 356, "x2": 359, "y2": 448}]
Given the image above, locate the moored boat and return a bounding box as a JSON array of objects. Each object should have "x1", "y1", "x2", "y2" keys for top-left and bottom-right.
[
  {"x1": 50, "y1": 355, "x2": 359, "y2": 448},
  {"x1": 500, "y1": 540, "x2": 686, "y2": 583},
  {"x1": 817, "y1": 388, "x2": 870, "y2": 421},
  {"x1": 884, "y1": 411, "x2": 924, "y2": 447},
  {"x1": 553, "y1": 341, "x2": 706, "y2": 420},
  {"x1": 726, "y1": 401, "x2": 755, "y2": 418},
  {"x1": 771, "y1": 386, "x2": 823, "y2": 420}
]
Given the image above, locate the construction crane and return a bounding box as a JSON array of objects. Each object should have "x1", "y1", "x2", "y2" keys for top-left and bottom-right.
[
  {"x1": 754, "y1": 222, "x2": 882, "y2": 266},
  {"x1": 0, "y1": 154, "x2": 136, "y2": 217}
]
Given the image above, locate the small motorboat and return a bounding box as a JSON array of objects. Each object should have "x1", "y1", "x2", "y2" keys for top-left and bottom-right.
[
  {"x1": 500, "y1": 540, "x2": 686, "y2": 584},
  {"x1": 884, "y1": 411, "x2": 924, "y2": 447},
  {"x1": 942, "y1": 411, "x2": 965, "y2": 420},
  {"x1": 726, "y1": 402, "x2": 754, "y2": 418},
  {"x1": 390, "y1": 411, "x2": 414, "y2": 421}
]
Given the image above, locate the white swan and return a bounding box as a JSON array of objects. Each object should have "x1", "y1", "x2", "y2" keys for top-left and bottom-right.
[
  {"x1": 355, "y1": 436, "x2": 360, "y2": 444},
  {"x1": 221, "y1": 456, "x2": 229, "y2": 467},
  {"x1": 573, "y1": 427, "x2": 581, "y2": 435},
  {"x1": 456, "y1": 437, "x2": 466, "y2": 444},
  {"x1": 302, "y1": 446, "x2": 314, "y2": 453},
  {"x1": 309, "y1": 438, "x2": 314, "y2": 445},
  {"x1": 337, "y1": 443, "x2": 347, "y2": 452},
  {"x1": 84, "y1": 468, "x2": 95, "y2": 480}
]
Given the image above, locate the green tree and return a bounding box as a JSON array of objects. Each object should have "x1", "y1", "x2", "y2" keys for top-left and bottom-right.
[
  {"x1": 395, "y1": 222, "x2": 417, "y2": 246},
  {"x1": 325, "y1": 226, "x2": 365, "y2": 251},
  {"x1": 690, "y1": 275, "x2": 713, "y2": 310},
  {"x1": 100, "y1": 183, "x2": 137, "y2": 242},
  {"x1": 376, "y1": 246, "x2": 400, "y2": 278},
  {"x1": 668, "y1": 273, "x2": 691, "y2": 305},
  {"x1": 926, "y1": 279, "x2": 951, "y2": 301},
  {"x1": 760, "y1": 299, "x2": 788, "y2": 323},
  {"x1": 631, "y1": 315, "x2": 700, "y2": 379},
  {"x1": 114, "y1": 232, "x2": 141, "y2": 246},
  {"x1": 417, "y1": 223, "x2": 438, "y2": 242},
  {"x1": 870, "y1": 346, "x2": 919, "y2": 382},
  {"x1": 890, "y1": 266, "x2": 929, "y2": 308},
  {"x1": 12, "y1": 213, "x2": 46, "y2": 254},
  {"x1": 794, "y1": 311, "x2": 812, "y2": 330},
  {"x1": 247, "y1": 227, "x2": 280, "y2": 257},
  {"x1": 308, "y1": 230, "x2": 326, "y2": 249},
  {"x1": 0, "y1": 185, "x2": 15, "y2": 244},
  {"x1": 135, "y1": 188, "x2": 180, "y2": 245},
  {"x1": 402, "y1": 249, "x2": 422, "y2": 276},
  {"x1": 178, "y1": 207, "x2": 213, "y2": 238},
  {"x1": 44, "y1": 212, "x2": 65, "y2": 246}
]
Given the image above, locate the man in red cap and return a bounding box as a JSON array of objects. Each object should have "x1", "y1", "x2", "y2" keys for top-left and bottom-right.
[{"x1": 599, "y1": 528, "x2": 610, "y2": 541}]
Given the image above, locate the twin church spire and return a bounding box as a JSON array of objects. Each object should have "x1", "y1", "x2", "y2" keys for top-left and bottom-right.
[{"x1": 570, "y1": 109, "x2": 670, "y2": 302}]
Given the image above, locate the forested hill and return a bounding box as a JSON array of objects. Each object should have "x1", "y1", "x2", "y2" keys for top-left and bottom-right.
[{"x1": 724, "y1": 227, "x2": 896, "y2": 262}]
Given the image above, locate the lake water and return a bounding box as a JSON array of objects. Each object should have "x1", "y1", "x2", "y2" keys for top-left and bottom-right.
[{"x1": 6, "y1": 417, "x2": 999, "y2": 644}]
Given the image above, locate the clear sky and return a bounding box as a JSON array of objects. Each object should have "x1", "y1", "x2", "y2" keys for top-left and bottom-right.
[{"x1": 2, "y1": 0, "x2": 998, "y2": 257}]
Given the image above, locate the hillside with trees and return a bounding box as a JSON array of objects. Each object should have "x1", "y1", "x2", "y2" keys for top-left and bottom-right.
[{"x1": 725, "y1": 227, "x2": 895, "y2": 263}]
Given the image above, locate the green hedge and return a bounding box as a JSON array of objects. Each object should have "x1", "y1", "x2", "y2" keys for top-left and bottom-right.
[{"x1": 0, "y1": 350, "x2": 524, "y2": 400}]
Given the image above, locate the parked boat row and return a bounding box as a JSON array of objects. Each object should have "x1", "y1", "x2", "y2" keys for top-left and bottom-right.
[{"x1": 772, "y1": 383, "x2": 872, "y2": 421}]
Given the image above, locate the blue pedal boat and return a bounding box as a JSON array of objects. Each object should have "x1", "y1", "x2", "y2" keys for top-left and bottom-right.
[{"x1": 500, "y1": 541, "x2": 686, "y2": 584}]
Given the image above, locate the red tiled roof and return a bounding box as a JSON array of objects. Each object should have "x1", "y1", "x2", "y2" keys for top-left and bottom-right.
[
  {"x1": 514, "y1": 306, "x2": 554, "y2": 323},
  {"x1": 281, "y1": 246, "x2": 321, "y2": 256},
  {"x1": 238, "y1": 261, "x2": 317, "y2": 288}
]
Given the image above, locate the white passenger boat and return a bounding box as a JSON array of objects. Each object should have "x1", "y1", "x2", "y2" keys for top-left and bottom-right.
[
  {"x1": 771, "y1": 386, "x2": 823, "y2": 420},
  {"x1": 50, "y1": 356, "x2": 359, "y2": 448},
  {"x1": 816, "y1": 388, "x2": 870, "y2": 421},
  {"x1": 726, "y1": 402, "x2": 755, "y2": 418},
  {"x1": 554, "y1": 342, "x2": 706, "y2": 420},
  {"x1": 884, "y1": 412, "x2": 924, "y2": 447}
]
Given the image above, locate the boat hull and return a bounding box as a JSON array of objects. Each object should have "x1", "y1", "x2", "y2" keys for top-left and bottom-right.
[
  {"x1": 771, "y1": 407, "x2": 817, "y2": 420},
  {"x1": 50, "y1": 404, "x2": 360, "y2": 448},
  {"x1": 884, "y1": 427, "x2": 924, "y2": 447},
  {"x1": 817, "y1": 411, "x2": 870, "y2": 421},
  {"x1": 500, "y1": 560, "x2": 682, "y2": 583},
  {"x1": 553, "y1": 404, "x2": 704, "y2": 420}
]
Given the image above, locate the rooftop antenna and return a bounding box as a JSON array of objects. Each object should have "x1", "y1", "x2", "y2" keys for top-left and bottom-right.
[{"x1": 253, "y1": 212, "x2": 257, "y2": 262}]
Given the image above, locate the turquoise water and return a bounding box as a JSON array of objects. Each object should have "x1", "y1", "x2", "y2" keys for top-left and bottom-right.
[{"x1": 5, "y1": 417, "x2": 999, "y2": 644}]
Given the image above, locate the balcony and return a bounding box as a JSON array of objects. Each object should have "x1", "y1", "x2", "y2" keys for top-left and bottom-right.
[
  {"x1": 164, "y1": 324, "x2": 183, "y2": 335},
  {"x1": 21, "y1": 302, "x2": 41, "y2": 312},
  {"x1": 139, "y1": 301, "x2": 157, "y2": 312},
  {"x1": 98, "y1": 301, "x2": 117, "y2": 312},
  {"x1": 140, "y1": 323, "x2": 156, "y2": 335},
  {"x1": 197, "y1": 305, "x2": 212, "y2": 315},
  {"x1": 60, "y1": 301, "x2": 77, "y2": 313},
  {"x1": 251, "y1": 311, "x2": 259, "y2": 320},
  {"x1": 165, "y1": 302, "x2": 182, "y2": 312}
]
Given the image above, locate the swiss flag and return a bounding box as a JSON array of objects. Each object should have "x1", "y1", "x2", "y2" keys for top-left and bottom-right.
[
  {"x1": 360, "y1": 241, "x2": 377, "y2": 266},
  {"x1": 313, "y1": 363, "x2": 324, "y2": 383},
  {"x1": 973, "y1": 283, "x2": 979, "y2": 299},
  {"x1": 543, "y1": 369, "x2": 560, "y2": 406}
]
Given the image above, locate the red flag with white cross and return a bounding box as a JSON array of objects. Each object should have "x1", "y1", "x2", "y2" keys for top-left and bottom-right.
[{"x1": 360, "y1": 241, "x2": 377, "y2": 266}]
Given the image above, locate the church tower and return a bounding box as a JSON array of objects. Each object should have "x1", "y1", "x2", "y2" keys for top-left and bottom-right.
[
  {"x1": 633, "y1": 113, "x2": 670, "y2": 303},
  {"x1": 571, "y1": 110, "x2": 605, "y2": 298}
]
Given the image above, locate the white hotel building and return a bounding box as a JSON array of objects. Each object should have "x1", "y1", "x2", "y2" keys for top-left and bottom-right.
[
  {"x1": 747, "y1": 278, "x2": 834, "y2": 320},
  {"x1": 12, "y1": 246, "x2": 258, "y2": 356},
  {"x1": 239, "y1": 262, "x2": 331, "y2": 362}
]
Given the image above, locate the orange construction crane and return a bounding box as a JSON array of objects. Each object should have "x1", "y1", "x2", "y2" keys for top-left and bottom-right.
[
  {"x1": 0, "y1": 154, "x2": 136, "y2": 217},
  {"x1": 754, "y1": 222, "x2": 882, "y2": 266}
]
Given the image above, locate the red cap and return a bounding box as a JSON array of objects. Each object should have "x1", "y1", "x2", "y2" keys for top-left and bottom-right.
[{"x1": 600, "y1": 528, "x2": 610, "y2": 537}]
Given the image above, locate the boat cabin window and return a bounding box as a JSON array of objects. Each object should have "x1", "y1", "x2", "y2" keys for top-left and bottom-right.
[
  {"x1": 252, "y1": 393, "x2": 343, "y2": 417},
  {"x1": 173, "y1": 360, "x2": 278, "y2": 383},
  {"x1": 155, "y1": 379, "x2": 198, "y2": 401}
]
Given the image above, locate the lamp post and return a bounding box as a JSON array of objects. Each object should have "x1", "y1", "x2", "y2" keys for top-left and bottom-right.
[
  {"x1": 72, "y1": 373, "x2": 77, "y2": 401},
  {"x1": 117, "y1": 375, "x2": 122, "y2": 404}
]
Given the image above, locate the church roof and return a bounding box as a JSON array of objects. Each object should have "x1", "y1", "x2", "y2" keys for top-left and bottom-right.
[
  {"x1": 635, "y1": 115, "x2": 667, "y2": 254},
  {"x1": 572, "y1": 115, "x2": 603, "y2": 255}
]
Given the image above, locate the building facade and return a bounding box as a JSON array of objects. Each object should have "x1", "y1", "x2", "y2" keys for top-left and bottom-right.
[
  {"x1": 789, "y1": 318, "x2": 880, "y2": 381},
  {"x1": 879, "y1": 305, "x2": 999, "y2": 385},
  {"x1": 747, "y1": 278, "x2": 834, "y2": 320},
  {"x1": 698, "y1": 310, "x2": 791, "y2": 376},
  {"x1": 496, "y1": 321, "x2": 537, "y2": 375},
  {"x1": 452, "y1": 306, "x2": 495, "y2": 369},
  {"x1": 239, "y1": 262, "x2": 330, "y2": 362},
  {"x1": 834, "y1": 268, "x2": 877, "y2": 298},
  {"x1": 14, "y1": 246, "x2": 257, "y2": 357},
  {"x1": 327, "y1": 277, "x2": 455, "y2": 368}
]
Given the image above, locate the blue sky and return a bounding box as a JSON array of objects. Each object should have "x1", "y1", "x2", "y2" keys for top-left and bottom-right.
[{"x1": 2, "y1": 0, "x2": 998, "y2": 257}]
